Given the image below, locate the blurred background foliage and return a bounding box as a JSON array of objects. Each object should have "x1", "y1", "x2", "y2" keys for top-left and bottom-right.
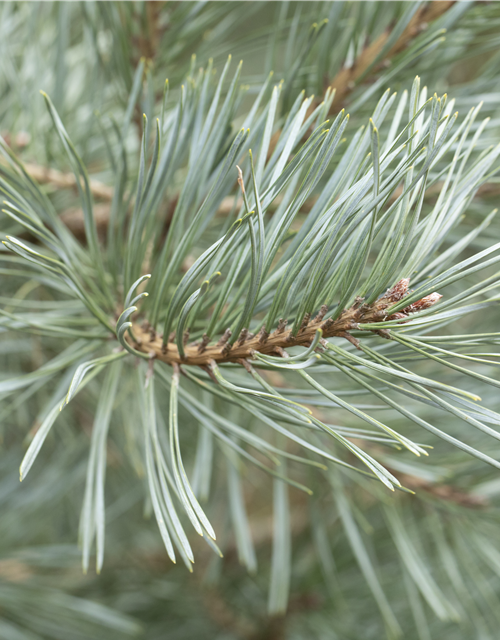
[{"x1": 1, "y1": 2, "x2": 500, "y2": 639}]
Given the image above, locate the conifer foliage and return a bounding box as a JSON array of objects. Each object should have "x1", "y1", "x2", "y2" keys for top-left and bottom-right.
[{"x1": 1, "y1": 2, "x2": 500, "y2": 639}]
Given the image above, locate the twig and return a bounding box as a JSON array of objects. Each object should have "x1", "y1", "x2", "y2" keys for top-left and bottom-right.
[
  {"x1": 60, "y1": 203, "x2": 112, "y2": 240},
  {"x1": 397, "y1": 472, "x2": 487, "y2": 508},
  {"x1": 8, "y1": 158, "x2": 498, "y2": 249},
  {"x1": 327, "y1": 1, "x2": 455, "y2": 112},
  {"x1": 18, "y1": 161, "x2": 114, "y2": 201},
  {"x1": 126, "y1": 280, "x2": 441, "y2": 367}
]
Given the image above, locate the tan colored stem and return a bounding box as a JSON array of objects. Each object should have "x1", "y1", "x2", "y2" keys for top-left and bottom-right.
[
  {"x1": 20, "y1": 161, "x2": 114, "y2": 201},
  {"x1": 59, "y1": 203, "x2": 113, "y2": 238},
  {"x1": 396, "y1": 472, "x2": 487, "y2": 507},
  {"x1": 328, "y1": 1, "x2": 455, "y2": 112},
  {"x1": 127, "y1": 301, "x2": 387, "y2": 367},
  {"x1": 9, "y1": 158, "x2": 498, "y2": 255}
]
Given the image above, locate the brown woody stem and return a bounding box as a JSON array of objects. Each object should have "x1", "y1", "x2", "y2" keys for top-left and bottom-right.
[
  {"x1": 125, "y1": 300, "x2": 390, "y2": 367},
  {"x1": 327, "y1": 1, "x2": 455, "y2": 112}
]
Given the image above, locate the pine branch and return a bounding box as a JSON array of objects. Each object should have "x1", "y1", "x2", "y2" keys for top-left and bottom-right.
[
  {"x1": 137, "y1": 2, "x2": 166, "y2": 62},
  {"x1": 5, "y1": 3, "x2": 500, "y2": 637},
  {"x1": 6, "y1": 157, "x2": 498, "y2": 245},
  {"x1": 327, "y1": 0, "x2": 455, "y2": 112},
  {"x1": 128, "y1": 282, "x2": 441, "y2": 367},
  {"x1": 3, "y1": 33, "x2": 500, "y2": 631},
  {"x1": 16, "y1": 161, "x2": 114, "y2": 200},
  {"x1": 59, "y1": 203, "x2": 113, "y2": 240},
  {"x1": 395, "y1": 472, "x2": 487, "y2": 508}
]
